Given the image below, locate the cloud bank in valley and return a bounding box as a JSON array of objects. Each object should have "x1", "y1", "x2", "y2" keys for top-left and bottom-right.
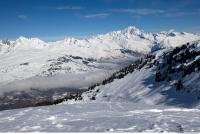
[{"x1": 0, "y1": 71, "x2": 112, "y2": 95}]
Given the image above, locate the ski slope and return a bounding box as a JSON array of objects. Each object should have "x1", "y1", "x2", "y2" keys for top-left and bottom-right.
[{"x1": 0, "y1": 102, "x2": 200, "y2": 132}]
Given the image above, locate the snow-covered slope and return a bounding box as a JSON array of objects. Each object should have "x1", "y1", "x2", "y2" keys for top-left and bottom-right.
[
  {"x1": 1, "y1": 102, "x2": 200, "y2": 132},
  {"x1": 0, "y1": 30, "x2": 200, "y2": 132},
  {"x1": 155, "y1": 30, "x2": 200, "y2": 48},
  {"x1": 0, "y1": 47, "x2": 200, "y2": 132},
  {"x1": 0, "y1": 26, "x2": 200, "y2": 110},
  {"x1": 80, "y1": 41, "x2": 200, "y2": 108}
]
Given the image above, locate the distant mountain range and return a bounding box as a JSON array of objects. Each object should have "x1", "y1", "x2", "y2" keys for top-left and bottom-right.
[{"x1": 1, "y1": 26, "x2": 200, "y2": 55}]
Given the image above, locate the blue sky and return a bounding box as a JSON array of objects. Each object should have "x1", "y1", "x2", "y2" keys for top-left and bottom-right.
[{"x1": 0, "y1": 0, "x2": 200, "y2": 40}]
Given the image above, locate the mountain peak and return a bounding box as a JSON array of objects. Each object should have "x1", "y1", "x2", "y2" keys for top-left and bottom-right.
[
  {"x1": 159, "y1": 29, "x2": 178, "y2": 36},
  {"x1": 61, "y1": 37, "x2": 78, "y2": 45},
  {"x1": 16, "y1": 36, "x2": 45, "y2": 43},
  {"x1": 13, "y1": 36, "x2": 47, "y2": 48},
  {"x1": 126, "y1": 26, "x2": 140, "y2": 30},
  {"x1": 123, "y1": 26, "x2": 142, "y2": 35},
  {"x1": 17, "y1": 36, "x2": 28, "y2": 41}
]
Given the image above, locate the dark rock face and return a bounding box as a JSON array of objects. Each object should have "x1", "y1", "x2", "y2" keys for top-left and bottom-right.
[
  {"x1": 20, "y1": 62, "x2": 29, "y2": 66},
  {"x1": 120, "y1": 49, "x2": 144, "y2": 57},
  {"x1": 153, "y1": 42, "x2": 200, "y2": 84}
]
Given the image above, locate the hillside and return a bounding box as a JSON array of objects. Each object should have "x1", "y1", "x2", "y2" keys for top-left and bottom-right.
[
  {"x1": 0, "y1": 41, "x2": 200, "y2": 132},
  {"x1": 0, "y1": 28, "x2": 200, "y2": 132},
  {"x1": 79, "y1": 41, "x2": 200, "y2": 108},
  {"x1": 0, "y1": 27, "x2": 200, "y2": 111}
]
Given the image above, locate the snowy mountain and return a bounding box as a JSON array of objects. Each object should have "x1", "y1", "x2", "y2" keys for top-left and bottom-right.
[
  {"x1": 0, "y1": 40, "x2": 200, "y2": 132},
  {"x1": 79, "y1": 40, "x2": 200, "y2": 108},
  {"x1": 0, "y1": 26, "x2": 199, "y2": 84},
  {"x1": 0, "y1": 26, "x2": 200, "y2": 111},
  {"x1": 1, "y1": 26, "x2": 200, "y2": 55}
]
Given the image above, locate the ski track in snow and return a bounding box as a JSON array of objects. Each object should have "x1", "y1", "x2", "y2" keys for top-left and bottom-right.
[{"x1": 0, "y1": 102, "x2": 200, "y2": 132}]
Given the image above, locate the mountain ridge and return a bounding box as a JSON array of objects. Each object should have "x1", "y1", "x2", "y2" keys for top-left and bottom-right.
[{"x1": 1, "y1": 26, "x2": 200, "y2": 54}]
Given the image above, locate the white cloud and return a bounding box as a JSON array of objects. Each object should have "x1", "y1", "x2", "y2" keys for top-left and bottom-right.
[
  {"x1": 109, "y1": 8, "x2": 164, "y2": 15},
  {"x1": 45, "y1": 6, "x2": 85, "y2": 10},
  {"x1": 108, "y1": 8, "x2": 200, "y2": 17},
  {"x1": 17, "y1": 15, "x2": 28, "y2": 20},
  {"x1": 85, "y1": 13, "x2": 110, "y2": 18},
  {"x1": 0, "y1": 71, "x2": 111, "y2": 95}
]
